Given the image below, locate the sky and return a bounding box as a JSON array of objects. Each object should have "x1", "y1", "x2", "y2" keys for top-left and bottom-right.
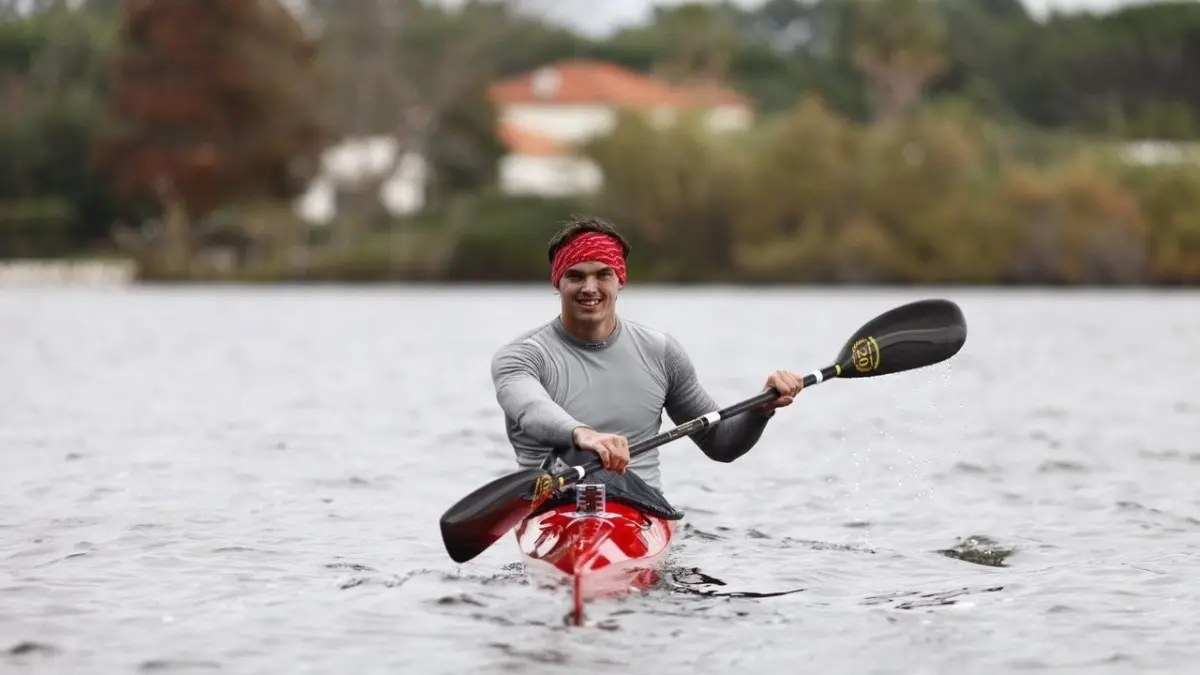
[{"x1": 520, "y1": 0, "x2": 1166, "y2": 37}]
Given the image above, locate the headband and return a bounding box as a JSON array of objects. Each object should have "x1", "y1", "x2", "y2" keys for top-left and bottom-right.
[{"x1": 550, "y1": 232, "x2": 627, "y2": 287}]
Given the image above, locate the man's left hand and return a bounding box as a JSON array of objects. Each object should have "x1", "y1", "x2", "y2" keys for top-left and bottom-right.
[{"x1": 761, "y1": 369, "x2": 804, "y2": 414}]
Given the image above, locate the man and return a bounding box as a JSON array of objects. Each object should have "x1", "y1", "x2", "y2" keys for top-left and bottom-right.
[{"x1": 490, "y1": 217, "x2": 803, "y2": 495}]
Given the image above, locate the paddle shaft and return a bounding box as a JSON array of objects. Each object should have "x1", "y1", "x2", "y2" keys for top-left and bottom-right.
[{"x1": 550, "y1": 363, "x2": 842, "y2": 488}]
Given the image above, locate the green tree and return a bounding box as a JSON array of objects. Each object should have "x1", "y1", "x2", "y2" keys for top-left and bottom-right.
[
  {"x1": 653, "y1": 2, "x2": 739, "y2": 86},
  {"x1": 0, "y1": 6, "x2": 120, "y2": 255},
  {"x1": 583, "y1": 110, "x2": 751, "y2": 280},
  {"x1": 845, "y1": 0, "x2": 949, "y2": 124}
]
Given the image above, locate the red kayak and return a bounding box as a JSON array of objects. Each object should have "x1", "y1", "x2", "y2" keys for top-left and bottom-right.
[{"x1": 514, "y1": 483, "x2": 675, "y2": 625}]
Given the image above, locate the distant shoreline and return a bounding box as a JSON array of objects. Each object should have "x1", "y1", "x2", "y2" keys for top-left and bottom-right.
[{"x1": 3, "y1": 258, "x2": 1194, "y2": 290}]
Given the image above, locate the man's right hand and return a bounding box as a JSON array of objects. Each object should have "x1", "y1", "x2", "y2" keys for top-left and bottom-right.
[{"x1": 571, "y1": 427, "x2": 630, "y2": 474}]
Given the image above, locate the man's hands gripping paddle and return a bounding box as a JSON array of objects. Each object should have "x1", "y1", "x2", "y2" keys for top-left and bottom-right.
[{"x1": 571, "y1": 427, "x2": 630, "y2": 474}]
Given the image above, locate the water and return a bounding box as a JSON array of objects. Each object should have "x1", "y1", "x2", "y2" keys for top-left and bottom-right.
[{"x1": 2, "y1": 285, "x2": 1197, "y2": 674}]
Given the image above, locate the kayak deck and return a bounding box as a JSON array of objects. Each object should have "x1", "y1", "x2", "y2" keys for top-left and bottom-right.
[{"x1": 514, "y1": 486, "x2": 675, "y2": 625}]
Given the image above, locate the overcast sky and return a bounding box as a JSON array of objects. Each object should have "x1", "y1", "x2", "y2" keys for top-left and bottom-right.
[{"x1": 522, "y1": 0, "x2": 1165, "y2": 37}]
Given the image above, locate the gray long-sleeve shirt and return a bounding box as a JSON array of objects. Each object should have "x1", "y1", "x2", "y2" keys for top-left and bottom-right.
[{"x1": 490, "y1": 316, "x2": 772, "y2": 491}]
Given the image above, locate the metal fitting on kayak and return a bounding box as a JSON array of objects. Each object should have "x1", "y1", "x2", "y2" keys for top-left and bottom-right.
[{"x1": 575, "y1": 483, "x2": 606, "y2": 515}]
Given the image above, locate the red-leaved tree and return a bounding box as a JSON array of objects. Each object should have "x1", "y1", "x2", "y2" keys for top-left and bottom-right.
[{"x1": 96, "y1": 0, "x2": 329, "y2": 275}]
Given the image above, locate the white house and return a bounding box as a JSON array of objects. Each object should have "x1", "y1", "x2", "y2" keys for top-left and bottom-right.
[
  {"x1": 292, "y1": 59, "x2": 754, "y2": 221},
  {"x1": 293, "y1": 135, "x2": 428, "y2": 225},
  {"x1": 486, "y1": 59, "x2": 754, "y2": 197}
]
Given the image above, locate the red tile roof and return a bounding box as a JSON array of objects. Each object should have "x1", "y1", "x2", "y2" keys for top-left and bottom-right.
[
  {"x1": 496, "y1": 122, "x2": 563, "y2": 156},
  {"x1": 487, "y1": 59, "x2": 751, "y2": 109}
]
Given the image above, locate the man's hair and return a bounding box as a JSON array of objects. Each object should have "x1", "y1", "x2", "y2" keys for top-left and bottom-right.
[{"x1": 547, "y1": 216, "x2": 631, "y2": 263}]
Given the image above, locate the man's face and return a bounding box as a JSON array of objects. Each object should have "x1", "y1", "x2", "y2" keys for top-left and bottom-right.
[{"x1": 558, "y1": 260, "x2": 621, "y2": 325}]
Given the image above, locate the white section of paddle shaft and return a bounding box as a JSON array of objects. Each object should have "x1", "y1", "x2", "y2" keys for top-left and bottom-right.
[{"x1": 808, "y1": 369, "x2": 824, "y2": 383}]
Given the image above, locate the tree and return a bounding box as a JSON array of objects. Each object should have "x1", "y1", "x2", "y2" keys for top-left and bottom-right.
[
  {"x1": 0, "y1": 5, "x2": 120, "y2": 254},
  {"x1": 652, "y1": 3, "x2": 739, "y2": 85},
  {"x1": 96, "y1": 0, "x2": 329, "y2": 275},
  {"x1": 304, "y1": 0, "x2": 555, "y2": 274},
  {"x1": 310, "y1": 1, "x2": 537, "y2": 205},
  {"x1": 845, "y1": 0, "x2": 949, "y2": 124}
]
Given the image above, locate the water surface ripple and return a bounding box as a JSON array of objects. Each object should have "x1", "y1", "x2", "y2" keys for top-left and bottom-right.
[{"x1": 2, "y1": 286, "x2": 1197, "y2": 674}]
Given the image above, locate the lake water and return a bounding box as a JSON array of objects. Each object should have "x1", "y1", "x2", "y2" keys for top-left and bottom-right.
[{"x1": 2, "y1": 285, "x2": 1197, "y2": 674}]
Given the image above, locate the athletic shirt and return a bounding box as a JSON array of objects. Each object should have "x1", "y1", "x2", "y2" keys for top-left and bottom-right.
[{"x1": 490, "y1": 316, "x2": 773, "y2": 491}]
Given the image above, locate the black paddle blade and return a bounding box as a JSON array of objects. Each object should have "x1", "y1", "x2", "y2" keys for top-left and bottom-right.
[
  {"x1": 834, "y1": 298, "x2": 967, "y2": 379},
  {"x1": 439, "y1": 468, "x2": 553, "y2": 563}
]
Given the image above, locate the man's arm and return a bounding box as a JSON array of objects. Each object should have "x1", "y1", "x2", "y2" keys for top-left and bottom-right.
[
  {"x1": 491, "y1": 339, "x2": 585, "y2": 450},
  {"x1": 662, "y1": 334, "x2": 772, "y2": 463}
]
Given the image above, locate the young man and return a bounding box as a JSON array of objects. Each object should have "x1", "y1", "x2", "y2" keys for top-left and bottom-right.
[{"x1": 490, "y1": 217, "x2": 803, "y2": 495}]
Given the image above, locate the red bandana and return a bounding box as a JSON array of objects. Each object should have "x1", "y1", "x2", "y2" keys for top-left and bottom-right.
[{"x1": 550, "y1": 232, "x2": 627, "y2": 287}]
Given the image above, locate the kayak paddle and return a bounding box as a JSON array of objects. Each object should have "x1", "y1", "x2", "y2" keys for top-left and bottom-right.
[{"x1": 439, "y1": 297, "x2": 968, "y2": 563}]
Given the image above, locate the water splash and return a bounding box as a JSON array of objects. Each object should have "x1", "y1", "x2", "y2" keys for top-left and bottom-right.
[{"x1": 935, "y1": 534, "x2": 1017, "y2": 568}]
